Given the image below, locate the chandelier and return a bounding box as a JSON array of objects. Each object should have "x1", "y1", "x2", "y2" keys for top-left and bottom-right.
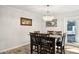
[{"x1": 43, "y1": 5, "x2": 56, "y2": 21}]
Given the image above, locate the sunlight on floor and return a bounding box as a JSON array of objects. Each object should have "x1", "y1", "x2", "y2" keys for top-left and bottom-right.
[
  {"x1": 65, "y1": 46, "x2": 79, "y2": 53},
  {"x1": 65, "y1": 43, "x2": 79, "y2": 53}
]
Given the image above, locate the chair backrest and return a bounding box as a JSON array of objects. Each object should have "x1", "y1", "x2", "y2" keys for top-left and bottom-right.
[
  {"x1": 39, "y1": 33, "x2": 49, "y2": 37},
  {"x1": 47, "y1": 31, "x2": 62, "y2": 35},
  {"x1": 62, "y1": 33, "x2": 66, "y2": 46},
  {"x1": 30, "y1": 33, "x2": 39, "y2": 44},
  {"x1": 30, "y1": 33, "x2": 49, "y2": 44},
  {"x1": 36, "y1": 33, "x2": 50, "y2": 44},
  {"x1": 34, "y1": 31, "x2": 40, "y2": 33},
  {"x1": 47, "y1": 31, "x2": 54, "y2": 35},
  {"x1": 56, "y1": 33, "x2": 66, "y2": 46},
  {"x1": 55, "y1": 31, "x2": 62, "y2": 35}
]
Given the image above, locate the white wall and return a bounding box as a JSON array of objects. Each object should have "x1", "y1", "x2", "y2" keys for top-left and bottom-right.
[
  {"x1": 74, "y1": 17, "x2": 79, "y2": 42},
  {"x1": 0, "y1": 6, "x2": 44, "y2": 51}
]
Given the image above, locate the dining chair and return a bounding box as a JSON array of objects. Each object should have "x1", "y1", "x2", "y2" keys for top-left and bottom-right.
[
  {"x1": 39, "y1": 34, "x2": 55, "y2": 54},
  {"x1": 56, "y1": 33, "x2": 66, "y2": 54},
  {"x1": 30, "y1": 33, "x2": 40, "y2": 54}
]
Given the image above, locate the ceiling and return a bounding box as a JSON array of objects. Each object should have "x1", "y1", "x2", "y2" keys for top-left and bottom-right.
[{"x1": 7, "y1": 5, "x2": 79, "y2": 17}]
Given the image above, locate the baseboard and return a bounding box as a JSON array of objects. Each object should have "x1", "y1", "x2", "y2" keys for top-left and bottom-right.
[{"x1": 0, "y1": 42, "x2": 30, "y2": 53}]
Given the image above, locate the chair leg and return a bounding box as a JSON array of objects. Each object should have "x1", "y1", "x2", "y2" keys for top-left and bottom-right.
[
  {"x1": 60, "y1": 46, "x2": 65, "y2": 54},
  {"x1": 31, "y1": 44, "x2": 33, "y2": 54},
  {"x1": 37, "y1": 45, "x2": 39, "y2": 54}
]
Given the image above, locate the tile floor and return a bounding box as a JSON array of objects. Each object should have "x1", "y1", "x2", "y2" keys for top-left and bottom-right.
[{"x1": 0, "y1": 44, "x2": 79, "y2": 54}]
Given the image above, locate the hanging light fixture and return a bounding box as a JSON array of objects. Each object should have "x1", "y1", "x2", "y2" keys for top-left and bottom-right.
[{"x1": 43, "y1": 5, "x2": 56, "y2": 21}]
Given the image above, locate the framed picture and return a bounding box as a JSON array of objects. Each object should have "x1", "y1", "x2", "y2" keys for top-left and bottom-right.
[
  {"x1": 46, "y1": 19, "x2": 57, "y2": 27},
  {"x1": 20, "y1": 17, "x2": 32, "y2": 26}
]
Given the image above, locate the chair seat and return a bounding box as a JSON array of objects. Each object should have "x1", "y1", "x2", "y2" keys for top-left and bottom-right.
[{"x1": 56, "y1": 41, "x2": 62, "y2": 46}]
